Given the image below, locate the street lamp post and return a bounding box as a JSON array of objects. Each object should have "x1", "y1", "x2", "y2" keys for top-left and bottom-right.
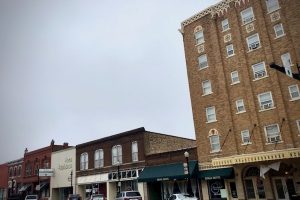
[
  {"x1": 116, "y1": 162, "x2": 121, "y2": 194},
  {"x1": 184, "y1": 151, "x2": 192, "y2": 196},
  {"x1": 70, "y1": 170, "x2": 73, "y2": 195}
]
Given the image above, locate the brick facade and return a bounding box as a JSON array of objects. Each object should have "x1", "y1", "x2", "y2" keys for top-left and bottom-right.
[
  {"x1": 181, "y1": 0, "x2": 300, "y2": 199},
  {"x1": 181, "y1": 0, "x2": 300, "y2": 164}
]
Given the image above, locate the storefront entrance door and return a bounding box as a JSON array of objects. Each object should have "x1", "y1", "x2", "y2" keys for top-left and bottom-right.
[
  {"x1": 272, "y1": 177, "x2": 296, "y2": 200},
  {"x1": 244, "y1": 178, "x2": 266, "y2": 200}
]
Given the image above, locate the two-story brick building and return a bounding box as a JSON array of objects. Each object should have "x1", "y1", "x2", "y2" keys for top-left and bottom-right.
[
  {"x1": 0, "y1": 163, "x2": 8, "y2": 200},
  {"x1": 7, "y1": 158, "x2": 23, "y2": 200},
  {"x1": 75, "y1": 127, "x2": 196, "y2": 200},
  {"x1": 181, "y1": 0, "x2": 300, "y2": 199},
  {"x1": 21, "y1": 141, "x2": 70, "y2": 200}
]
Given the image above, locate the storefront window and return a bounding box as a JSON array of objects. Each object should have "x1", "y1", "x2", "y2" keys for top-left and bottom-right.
[{"x1": 208, "y1": 179, "x2": 225, "y2": 200}]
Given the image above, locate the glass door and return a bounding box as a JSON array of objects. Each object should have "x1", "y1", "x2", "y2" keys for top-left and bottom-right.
[
  {"x1": 244, "y1": 178, "x2": 266, "y2": 200},
  {"x1": 273, "y1": 178, "x2": 296, "y2": 200}
]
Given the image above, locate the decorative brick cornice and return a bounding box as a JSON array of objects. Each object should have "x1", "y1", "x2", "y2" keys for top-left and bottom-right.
[{"x1": 181, "y1": 0, "x2": 250, "y2": 30}]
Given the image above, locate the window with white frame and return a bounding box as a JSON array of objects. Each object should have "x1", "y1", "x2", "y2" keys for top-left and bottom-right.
[
  {"x1": 206, "y1": 106, "x2": 216, "y2": 122},
  {"x1": 222, "y1": 19, "x2": 230, "y2": 31},
  {"x1": 247, "y1": 33, "x2": 260, "y2": 51},
  {"x1": 226, "y1": 44, "x2": 234, "y2": 57},
  {"x1": 241, "y1": 7, "x2": 255, "y2": 25},
  {"x1": 241, "y1": 130, "x2": 251, "y2": 144},
  {"x1": 258, "y1": 92, "x2": 274, "y2": 110},
  {"x1": 264, "y1": 124, "x2": 281, "y2": 143},
  {"x1": 296, "y1": 120, "x2": 300, "y2": 134},
  {"x1": 94, "y1": 149, "x2": 104, "y2": 168},
  {"x1": 236, "y1": 99, "x2": 246, "y2": 113},
  {"x1": 208, "y1": 129, "x2": 221, "y2": 153},
  {"x1": 252, "y1": 62, "x2": 267, "y2": 80},
  {"x1": 112, "y1": 145, "x2": 122, "y2": 165},
  {"x1": 80, "y1": 152, "x2": 88, "y2": 170},
  {"x1": 274, "y1": 23, "x2": 285, "y2": 38},
  {"x1": 266, "y1": 0, "x2": 280, "y2": 13},
  {"x1": 202, "y1": 80, "x2": 212, "y2": 95},
  {"x1": 231, "y1": 71, "x2": 240, "y2": 84},
  {"x1": 132, "y1": 141, "x2": 138, "y2": 162},
  {"x1": 198, "y1": 54, "x2": 208, "y2": 69},
  {"x1": 195, "y1": 30, "x2": 204, "y2": 45},
  {"x1": 288, "y1": 85, "x2": 300, "y2": 100}
]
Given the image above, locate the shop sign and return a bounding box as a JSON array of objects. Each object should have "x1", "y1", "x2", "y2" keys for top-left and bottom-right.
[
  {"x1": 39, "y1": 169, "x2": 54, "y2": 177},
  {"x1": 212, "y1": 148, "x2": 300, "y2": 166},
  {"x1": 58, "y1": 157, "x2": 73, "y2": 170},
  {"x1": 205, "y1": 176, "x2": 221, "y2": 180},
  {"x1": 208, "y1": 179, "x2": 225, "y2": 199},
  {"x1": 156, "y1": 178, "x2": 169, "y2": 181}
]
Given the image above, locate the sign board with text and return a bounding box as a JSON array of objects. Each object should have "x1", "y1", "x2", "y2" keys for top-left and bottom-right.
[{"x1": 39, "y1": 169, "x2": 54, "y2": 177}]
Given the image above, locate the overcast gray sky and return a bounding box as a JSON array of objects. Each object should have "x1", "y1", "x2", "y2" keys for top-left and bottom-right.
[{"x1": 0, "y1": 0, "x2": 219, "y2": 163}]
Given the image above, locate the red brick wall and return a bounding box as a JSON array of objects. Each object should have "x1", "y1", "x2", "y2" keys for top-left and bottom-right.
[{"x1": 0, "y1": 164, "x2": 8, "y2": 188}]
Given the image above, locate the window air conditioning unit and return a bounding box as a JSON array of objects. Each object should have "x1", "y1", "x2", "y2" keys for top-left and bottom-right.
[
  {"x1": 249, "y1": 42, "x2": 259, "y2": 50},
  {"x1": 262, "y1": 103, "x2": 272, "y2": 109},
  {"x1": 255, "y1": 71, "x2": 265, "y2": 79},
  {"x1": 243, "y1": 16, "x2": 253, "y2": 24},
  {"x1": 268, "y1": 136, "x2": 280, "y2": 143}
]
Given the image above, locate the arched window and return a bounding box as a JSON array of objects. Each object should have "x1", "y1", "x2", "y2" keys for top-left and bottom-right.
[
  {"x1": 94, "y1": 149, "x2": 104, "y2": 168},
  {"x1": 80, "y1": 152, "x2": 88, "y2": 170},
  {"x1": 14, "y1": 166, "x2": 17, "y2": 177},
  {"x1": 9, "y1": 167, "x2": 13, "y2": 177},
  {"x1": 112, "y1": 145, "x2": 122, "y2": 165},
  {"x1": 25, "y1": 162, "x2": 31, "y2": 176},
  {"x1": 208, "y1": 129, "x2": 221, "y2": 153},
  {"x1": 132, "y1": 141, "x2": 138, "y2": 162},
  {"x1": 18, "y1": 165, "x2": 22, "y2": 176},
  {"x1": 194, "y1": 25, "x2": 204, "y2": 45}
]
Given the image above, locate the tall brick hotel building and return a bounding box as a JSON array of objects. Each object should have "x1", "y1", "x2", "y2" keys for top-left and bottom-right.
[{"x1": 180, "y1": 0, "x2": 300, "y2": 199}]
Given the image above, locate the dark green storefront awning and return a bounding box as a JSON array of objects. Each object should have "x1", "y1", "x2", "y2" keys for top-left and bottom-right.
[
  {"x1": 199, "y1": 167, "x2": 234, "y2": 180},
  {"x1": 138, "y1": 160, "x2": 198, "y2": 182}
]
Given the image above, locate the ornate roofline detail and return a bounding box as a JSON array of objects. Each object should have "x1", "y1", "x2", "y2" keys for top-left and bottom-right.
[{"x1": 181, "y1": 0, "x2": 250, "y2": 30}]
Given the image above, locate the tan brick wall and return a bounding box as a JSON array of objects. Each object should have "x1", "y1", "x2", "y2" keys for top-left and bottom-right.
[
  {"x1": 182, "y1": 0, "x2": 300, "y2": 163},
  {"x1": 144, "y1": 132, "x2": 196, "y2": 155}
]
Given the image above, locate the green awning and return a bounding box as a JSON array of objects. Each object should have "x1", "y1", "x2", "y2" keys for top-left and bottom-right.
[
  {"x1": 138, "y1": 160, "x2": 198, "y2": 182},
  {"x1": 199, "y1": 167, "x2": 233, "y2": 180}
]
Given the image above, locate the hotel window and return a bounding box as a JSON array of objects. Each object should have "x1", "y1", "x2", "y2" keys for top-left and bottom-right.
[
  {"x1": 226, "y1": 44, "x2": 234, "y2": 57},
  {"x1": 231, "y1": 71, "x2": 240, "y2": 84},
  {"x1": 274, "y1": 23, "x2": 285, "y2": 38},
  {"x1": 266, "y1": 0, "x2": 280, "y2": 13},
  {"x1": 264, "y1": 124, "x2": 281, "y2": 143},
  {"x1": 222, "y1": 18, "x2": 230, "y2": 31},
  {"x1": 236, "y1": 99, "x2": 246, "y2": 113},
  {"x1": 258, "y1": 92, "x2": 274, "y2": 110},
  {"x1": 209, "y1": 129, "x2": 221, "y2": 153},
  {"x1": 80, "y1": 152, "x2": 88, "y2": 170},
  {"x1": 241, "y1": 7, "x2": 254, "y2": 25},
  {"x1": 297, "y1": 120, "x2": 300, "y2": 134},
  {"x1": 252, "y1": 62, "x2": 267, "y2": 80},
  {"x1": 195, "y1": 30, "x2": 204, "y2": 45},
  {"x1": 288, "y1": 85, "x2": 300, "y2": 100},
  {"x1": 247, "y1": 33, "x2": 260, "y2": 51},
  {"x1": 94, "y1": 149, "x2": 104, "y2": 168},
  {"x1": 112, "y1": 145, "x2": 122, "y2": 165},
  {"x1": 132, "y1": 141, "x2": 138, "y2": 162},
  {"x1": 198, "y1": 54, "x2": 208, "y2": 69},
  {"x1": 241, "y1": 130, "x2": 251, "y2": 144},
  {"x1": 206, "y1": 106, "x2": 216, "y2": 123},
  {"x1": 202, "y1": 80, "x2": 212, "y2": 95}
]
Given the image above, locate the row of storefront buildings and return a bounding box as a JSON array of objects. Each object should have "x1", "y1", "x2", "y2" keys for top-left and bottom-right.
[
  {"x1": 1, "y1": 0, "x2": 300, "y2": 199},
  {"x1": 1, "y1": 126, "x2": 300, "y2": 200}
]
